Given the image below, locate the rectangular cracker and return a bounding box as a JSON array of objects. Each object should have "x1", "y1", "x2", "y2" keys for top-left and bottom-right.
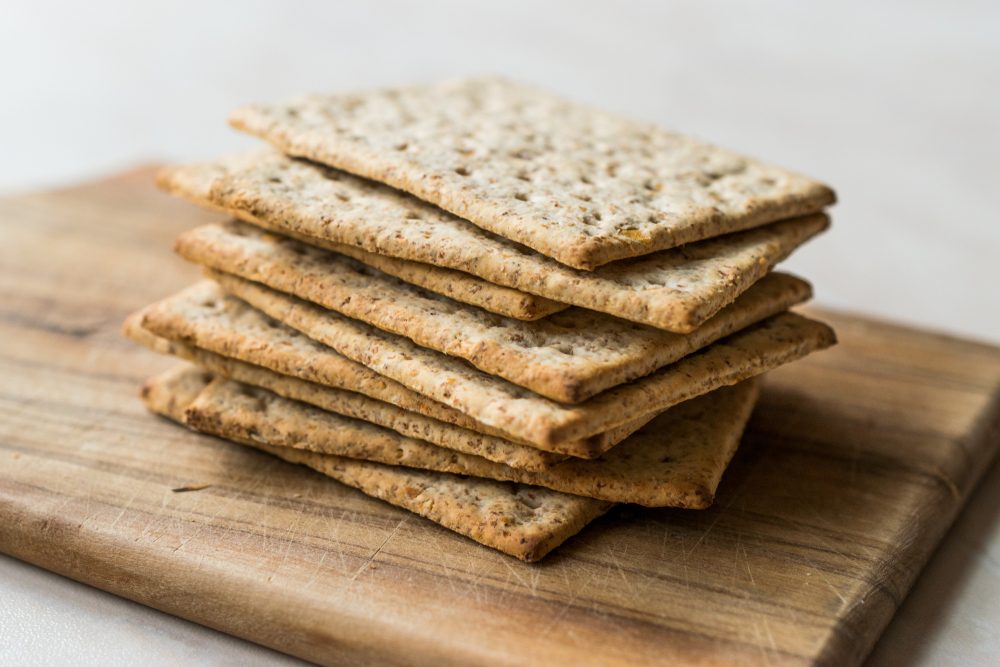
[
  {"x1": 177, "y1": 220, "x2": 811, "y2": 402},
  {"x1": 229, "y1": 77, "x2": 835, "y2": 269},
  {"x1": 142, "y1": 365, "x2": 608, "y2": 562},
  {"x1": 142, "y1": 280, "x2": 836, "y2": 451},
  {"x1": 297, "y1": 232, "x2": 567, "y2": 321},
  {"x1": 123, "y1": 311, "x2": 563, "y2": 470},
  {"x1": 185, "y1": 373, "x2": 759, "y2": 508},
  {"x1": 159, "y1": 160, "x2": 563, "y2": 321},
  {"x1": 158, "y1": 150, "x2": 828, "y2": 332},
  {"x1": 127, "y1": 289, "x2": 651, "y2": 458}
]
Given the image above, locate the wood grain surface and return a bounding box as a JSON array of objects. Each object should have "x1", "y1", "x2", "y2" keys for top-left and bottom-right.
[{"x1": 1, "y1": 169, "x2": 999, "y2": 667}]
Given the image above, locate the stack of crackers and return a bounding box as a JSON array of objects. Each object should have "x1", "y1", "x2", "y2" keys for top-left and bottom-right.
[{"x1": 125, "y1": 78, "x2": 836, "y2": 562}]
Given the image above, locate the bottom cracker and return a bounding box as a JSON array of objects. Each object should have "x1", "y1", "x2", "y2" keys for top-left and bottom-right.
[{"x1": 142, "y1": 364, "x2": 610, "y2": 562}]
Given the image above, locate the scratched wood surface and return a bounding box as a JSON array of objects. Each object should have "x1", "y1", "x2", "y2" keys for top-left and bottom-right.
[{"x1": 1, "y1": 169, "x2": 999, "y2": 667}]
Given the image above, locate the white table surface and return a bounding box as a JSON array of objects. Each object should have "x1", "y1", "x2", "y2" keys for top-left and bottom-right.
[{"x1": 1, "y1": 1, "x2": 997, "y2": 665}]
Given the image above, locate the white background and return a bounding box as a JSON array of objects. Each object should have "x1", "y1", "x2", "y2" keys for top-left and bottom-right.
[{"x1": 1, "y1": 1, "x2": 997, "y2": 665}]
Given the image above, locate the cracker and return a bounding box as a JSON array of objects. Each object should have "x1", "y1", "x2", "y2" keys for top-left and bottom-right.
[
  {"x1": 156, "y1": 160, "x2": 564, "y2": 321},
  {"x1": 250, "y1": 442, "x2": 609, "y2": 562},
  {"x1": 229, "y1": 78, "x2": 835, "y2": 269},
  {"x1": 305, "y1": 235, "x2": 566, "y2": 321},
  {"x1": 177, "y1": 221, "x2": 811, "y2": 401},
  {"x1": 124, "y1": 310, "x2": 564, "y2": 471},
  {"x1": 123, "y1": 310, "x2": 178, "y2": 355},
  {"x1": 217, "y1": 271, "x2": 834, "y2": 448},
  {"x1": 140, "y1": 363, "x2": 213, "y2": 421},
  {"x1": 133, "y1": 285, "x2": 654, "y2": 457},
  {"x1": 135, "y1": 285, "x2": 491, "y2": 433},
  {"x1": 159, "y1": 150, "x2": 828, "y2": 332},
  {"x1": 142, "y1": 365, "x2": 607, "y2": 561},
  {"x1": 186, "y1": 374, "x2": 758, "y2": 508},
  {"x1": 146, "y1": 280, "x2": 834, "y2": 450}
]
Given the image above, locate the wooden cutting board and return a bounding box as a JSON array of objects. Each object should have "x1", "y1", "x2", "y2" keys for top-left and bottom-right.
[{"x1": 1, "y1": 169, "x2": 998, "y2": 667}]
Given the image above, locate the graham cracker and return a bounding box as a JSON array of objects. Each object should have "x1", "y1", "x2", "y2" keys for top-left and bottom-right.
[
  {"x1": 229, "y1": 77, "x2": 835, "y2": 269},
  {"x1": 132, "y1": 285, "x2": 655, "y2": 457},
  {"x1": 156, "y1": 160, "x2": 564, "y2": 321},
  {"x1": 177, "y1": 220, "x2": 811, "y2": 402},
  {"x1": 158, "y1": 150, "x2": 828, "y2": 332},
  {"x1": 185, "y1": 373, "x2": 759, "y2": 508},
  {"x1": 142, "y1": 365, "x2": 608, "y2": 561}
]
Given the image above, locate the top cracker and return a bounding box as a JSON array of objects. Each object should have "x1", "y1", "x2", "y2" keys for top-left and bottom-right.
[{"x1": 230, "y1": 77, "x2": 835, "y2": 269}]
